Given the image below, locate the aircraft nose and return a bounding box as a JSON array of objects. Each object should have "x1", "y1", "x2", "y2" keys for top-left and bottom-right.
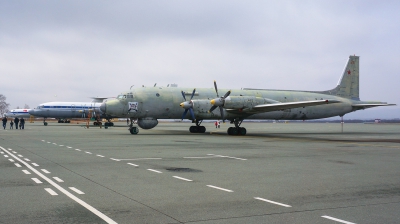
[{"x1": 100, "y1": 102, "x2": 106, "y2": 113}]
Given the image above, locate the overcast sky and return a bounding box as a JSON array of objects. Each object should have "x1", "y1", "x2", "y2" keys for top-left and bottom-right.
[{"x1": 1, "y1": 1, "x2": 399, "y2": 119}]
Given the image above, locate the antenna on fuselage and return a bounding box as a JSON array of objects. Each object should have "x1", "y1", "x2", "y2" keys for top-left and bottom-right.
[
  {"x1": 154, "y1": 83, "x2": 157, "y2": 87},
  {"x1": 130, "y1": 85, "x2": 134, "y2": 90}
]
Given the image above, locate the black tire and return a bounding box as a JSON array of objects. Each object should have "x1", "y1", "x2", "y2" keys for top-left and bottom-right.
[
  {"x1": 129, "y1": 127, "x2": 139, "y2": 134},
  {"x1": 44, "y1": 122, "x2": 48, "y2": 126},
  {"x1": 239, "y1": 127, "x2": 247, "y2": 135},
  {"x1": 199, "y1": 126, "x2": 206, "y2": 133}
]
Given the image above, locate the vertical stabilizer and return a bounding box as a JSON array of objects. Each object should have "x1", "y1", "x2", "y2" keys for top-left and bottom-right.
[{"x1": 322, "y1": 56, "x2": 359, "y2": 100}]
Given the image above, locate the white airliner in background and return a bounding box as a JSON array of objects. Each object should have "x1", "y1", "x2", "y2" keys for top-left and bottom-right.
[
  {"x1": 29, "y1": 98, "x2": 114, "y2": 126},
  {"x1": 4, "y1": 109, "x2": 32, "y2": 118}
]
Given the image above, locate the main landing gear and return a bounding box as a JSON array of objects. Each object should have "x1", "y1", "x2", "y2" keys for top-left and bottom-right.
[
  {"x1": 43, "y1": 117, "x2": 48, "y2": 126},
  {"x1": 189, "y1": 119, "x2": 206, "y2": 133},
  {"x1": 227, "y1": 119, "x2": 247, "y2": 135},
  {"x1": 128, "y1": 118, "x2": 139, "y2": 135}
]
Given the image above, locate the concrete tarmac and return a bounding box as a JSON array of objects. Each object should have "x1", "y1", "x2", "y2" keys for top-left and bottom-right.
[{"x1": 1, "y1": 121, "x2": 400, "y2": 223}]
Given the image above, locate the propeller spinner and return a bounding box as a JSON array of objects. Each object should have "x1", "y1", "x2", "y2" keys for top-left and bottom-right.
[
  {"x1": 209, "y1": 81, "x2": 230, "y2": 122},
  {"x1": 180, "y1": 89, "x2": 196, "y2": 120}
]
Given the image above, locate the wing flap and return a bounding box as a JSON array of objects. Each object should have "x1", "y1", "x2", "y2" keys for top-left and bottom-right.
[{"x1": 227, "y1": 99, "x2": 341, "y2": 114}]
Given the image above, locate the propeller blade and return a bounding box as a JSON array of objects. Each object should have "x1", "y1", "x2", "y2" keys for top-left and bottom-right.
[
  {"x1": 181, "y1": 91, "x2": 186, "y2": 101},
  {"x1": 190, "y1": 88, "x2": 196, "y2": 100},
  {"x1": 214, "y1": 80, "x2": 219, "y2": 97},
  {"x1": 181, "y1": 109, "x2": 188, "y2": 120},
  {"x1": 189, "y1": 108, "x2": 195, "y2": 121},
  {"x1": 209, "y1": 105, "x2": 217, "y2": 112},
  {"x1": 219, "y1": 106, "x2": 225, "y2": 122},
  {"x1": 223, "y1": 90, "x2": 231, "y2": 99}
]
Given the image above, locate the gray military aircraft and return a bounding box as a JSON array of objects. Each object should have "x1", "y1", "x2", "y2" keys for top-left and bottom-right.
[{"x1": 100, "y1": 56, "x2": 395, "y2": 135}]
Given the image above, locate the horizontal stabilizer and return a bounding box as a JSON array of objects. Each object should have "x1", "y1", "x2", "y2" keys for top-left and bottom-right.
[{"x1": 352, "y1": 103, "x2": 396, "y2": 110}]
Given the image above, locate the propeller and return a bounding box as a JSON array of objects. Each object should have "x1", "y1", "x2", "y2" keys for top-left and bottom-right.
[
  {"x1": 180, "y1": 89, "x2": 196, "y2": 120},
  {"x1": 209, "y1": 80, "x2": 231, "y2": 122}
]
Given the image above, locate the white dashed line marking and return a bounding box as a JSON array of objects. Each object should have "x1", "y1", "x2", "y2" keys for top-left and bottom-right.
[
  {"x1": 127, "y1": 163, "x2": 139, "y2": 167},
  {"x1": 32, "y1": 178, "x2": 43, "y2": 184},
  {"x1": 4, "y1": 155, "x2": 9, "y2": 157},
  {"x1": 69, "y1": 187, "x2": 85, "y2": 194},
  {"x1": 45, "y1": 188, "x2": 58, "y2": 196},
  {"x1": 85, "y1": 151, "x2": 92, "y2": 154},
  {"x1": 321, "y1": 216, "x2": 356, "y2": 224},
  {"x1": 53, "y1": 177, "x2": 64, "y2": 182},
  {"x1": 59, "y1": 145, "x2": 64, "y2": 147},
  {"x1": 97, "y1": 155, "x2": 105, "y2": 158},
  {"x1": 0, "y1": 146, "x2": 117, "y2": 224},
  {"x1": 12, "y1": 151, "x2": 17, "y2": 154},
  {"x1": 47, "y1": 142, "x2": 51, "y2": 144},
  {"x1": 254, "y1": 197, "x2": 292, "y2": 207},
  {"x1": 41, "y1": 140, "x2": 45, "y2": 142},
  {"x1": 75, "y1": 149, "x2": 81, "y2": 151},
  {"x1": 22, "y1": 170, "x2": 31, "y2": 174},
  {"x1": 41, "y1": 169, "x2": 51, "y2": 174},
  {"x1": 207, "y1": 185, "x2": 233, "y2": 192},
  {"x1": 9, "y1": 159, "x2": 15, "y2": 162},
  {"x1": 173, "y1": 176, "x2": 193, "y2": 182},
  {"x1": 147, "y1": 169, "x2": 162, "y2": 173},
  {"x1": 24, "y1": 158, "x2": 31, "y2": 161},
  {"x1": 15, "y1": 163, "x2": 22, "y2": 167},
  {"x1": 18, "y1": 154, "x2": 23, "y2": 157},
  {"x1": 110, "y1": 158, "x2": 121, "y2": 161},
  {"x1": 32, "y1": 163, "x2": 39, "y2": 167}
]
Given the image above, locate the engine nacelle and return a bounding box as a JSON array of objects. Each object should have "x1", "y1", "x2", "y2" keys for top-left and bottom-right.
[
  {"x1": 224, "y1": 96, "x2": 278, "y2": 109},
  {"x1": 138, "y1": 117, "x2": 158, "y2": 129}
]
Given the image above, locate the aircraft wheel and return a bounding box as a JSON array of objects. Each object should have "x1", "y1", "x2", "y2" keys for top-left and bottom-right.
[
  {"x1": 239, "y1": 127, "x2": 247, "y2": 135},
  {"x1": 190, "y1": 126, "x2": 198, "y2": 133},
  {"x1": 231, "y1": 127, "x2": 238, "y2": 135},
  {"x1": 44, "y1": 122, "x2": 48, "y2": 126},
  {"x1": 129, "y1": 127, "x2": 139, "y2": 134},
  {"x1": 199, "y1": 126, "x2": 206, "y2": 133},
  {"x1": 227, "y1": 127, "x2": 232, "y2": 135}
]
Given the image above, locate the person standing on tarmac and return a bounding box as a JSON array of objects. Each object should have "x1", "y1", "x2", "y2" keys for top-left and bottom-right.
[
  {"x1": 14, "y1": 117, "x2": 19, "y2": 130},
  {"x1": 20, "y1": 117, "x2": 25, "y2": 129},
  {"x1": 2, "y1": 117, "x2": 7, "y2": 129},
  {"x1": 10, "y1": 120, "x2": 14, "y2": 129}
]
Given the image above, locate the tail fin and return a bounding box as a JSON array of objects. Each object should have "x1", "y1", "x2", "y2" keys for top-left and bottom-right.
[{"x1": 323, "y1": 55, "x2": 360, "y2": 100}]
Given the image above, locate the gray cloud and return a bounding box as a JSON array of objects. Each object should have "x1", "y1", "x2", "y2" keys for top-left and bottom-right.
[{"x1": 1, "y1": 1, "x2": 399, "y2": 118}]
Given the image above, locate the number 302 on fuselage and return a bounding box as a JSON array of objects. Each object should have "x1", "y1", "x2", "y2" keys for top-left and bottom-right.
[{"x1": 100, "y1": 56, "x2": 395, "y2": 135}]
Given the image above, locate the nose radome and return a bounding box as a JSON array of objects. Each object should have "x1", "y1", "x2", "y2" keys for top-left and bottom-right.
[{"x1": 100, "y1": 102, "x2": 106, "y2": 113}]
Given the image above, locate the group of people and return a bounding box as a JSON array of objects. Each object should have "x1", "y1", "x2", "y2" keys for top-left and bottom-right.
[{"x1": 2, "y1": 117, "x2": 25, "y2": 130}]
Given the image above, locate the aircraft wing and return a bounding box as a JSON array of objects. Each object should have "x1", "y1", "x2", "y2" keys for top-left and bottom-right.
[
  {"x1": 352, "y1": 103, "x2": 396, "y2": 110},
  {"x1": 227, "y1": 99, "x2": 341, "y2": 114}
]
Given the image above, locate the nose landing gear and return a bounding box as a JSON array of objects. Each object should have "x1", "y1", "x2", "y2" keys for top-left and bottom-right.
[{"x1": 128, "y1": 118, "x2": 139, "y2": 135}]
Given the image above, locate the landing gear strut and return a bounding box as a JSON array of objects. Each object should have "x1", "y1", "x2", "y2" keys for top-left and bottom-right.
[
  {"x1": 227, "y1": 119, "x2": 246, "y2": 135},
  {"x1": 104, "y1": 117, "x2": 114, "y2": 127},
  {"x1": 189, "y1": 119, "x2": 206, "y2": 133},
  {"x1": 128, "y1": 118, "x2": 139, "y2": 135}
]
